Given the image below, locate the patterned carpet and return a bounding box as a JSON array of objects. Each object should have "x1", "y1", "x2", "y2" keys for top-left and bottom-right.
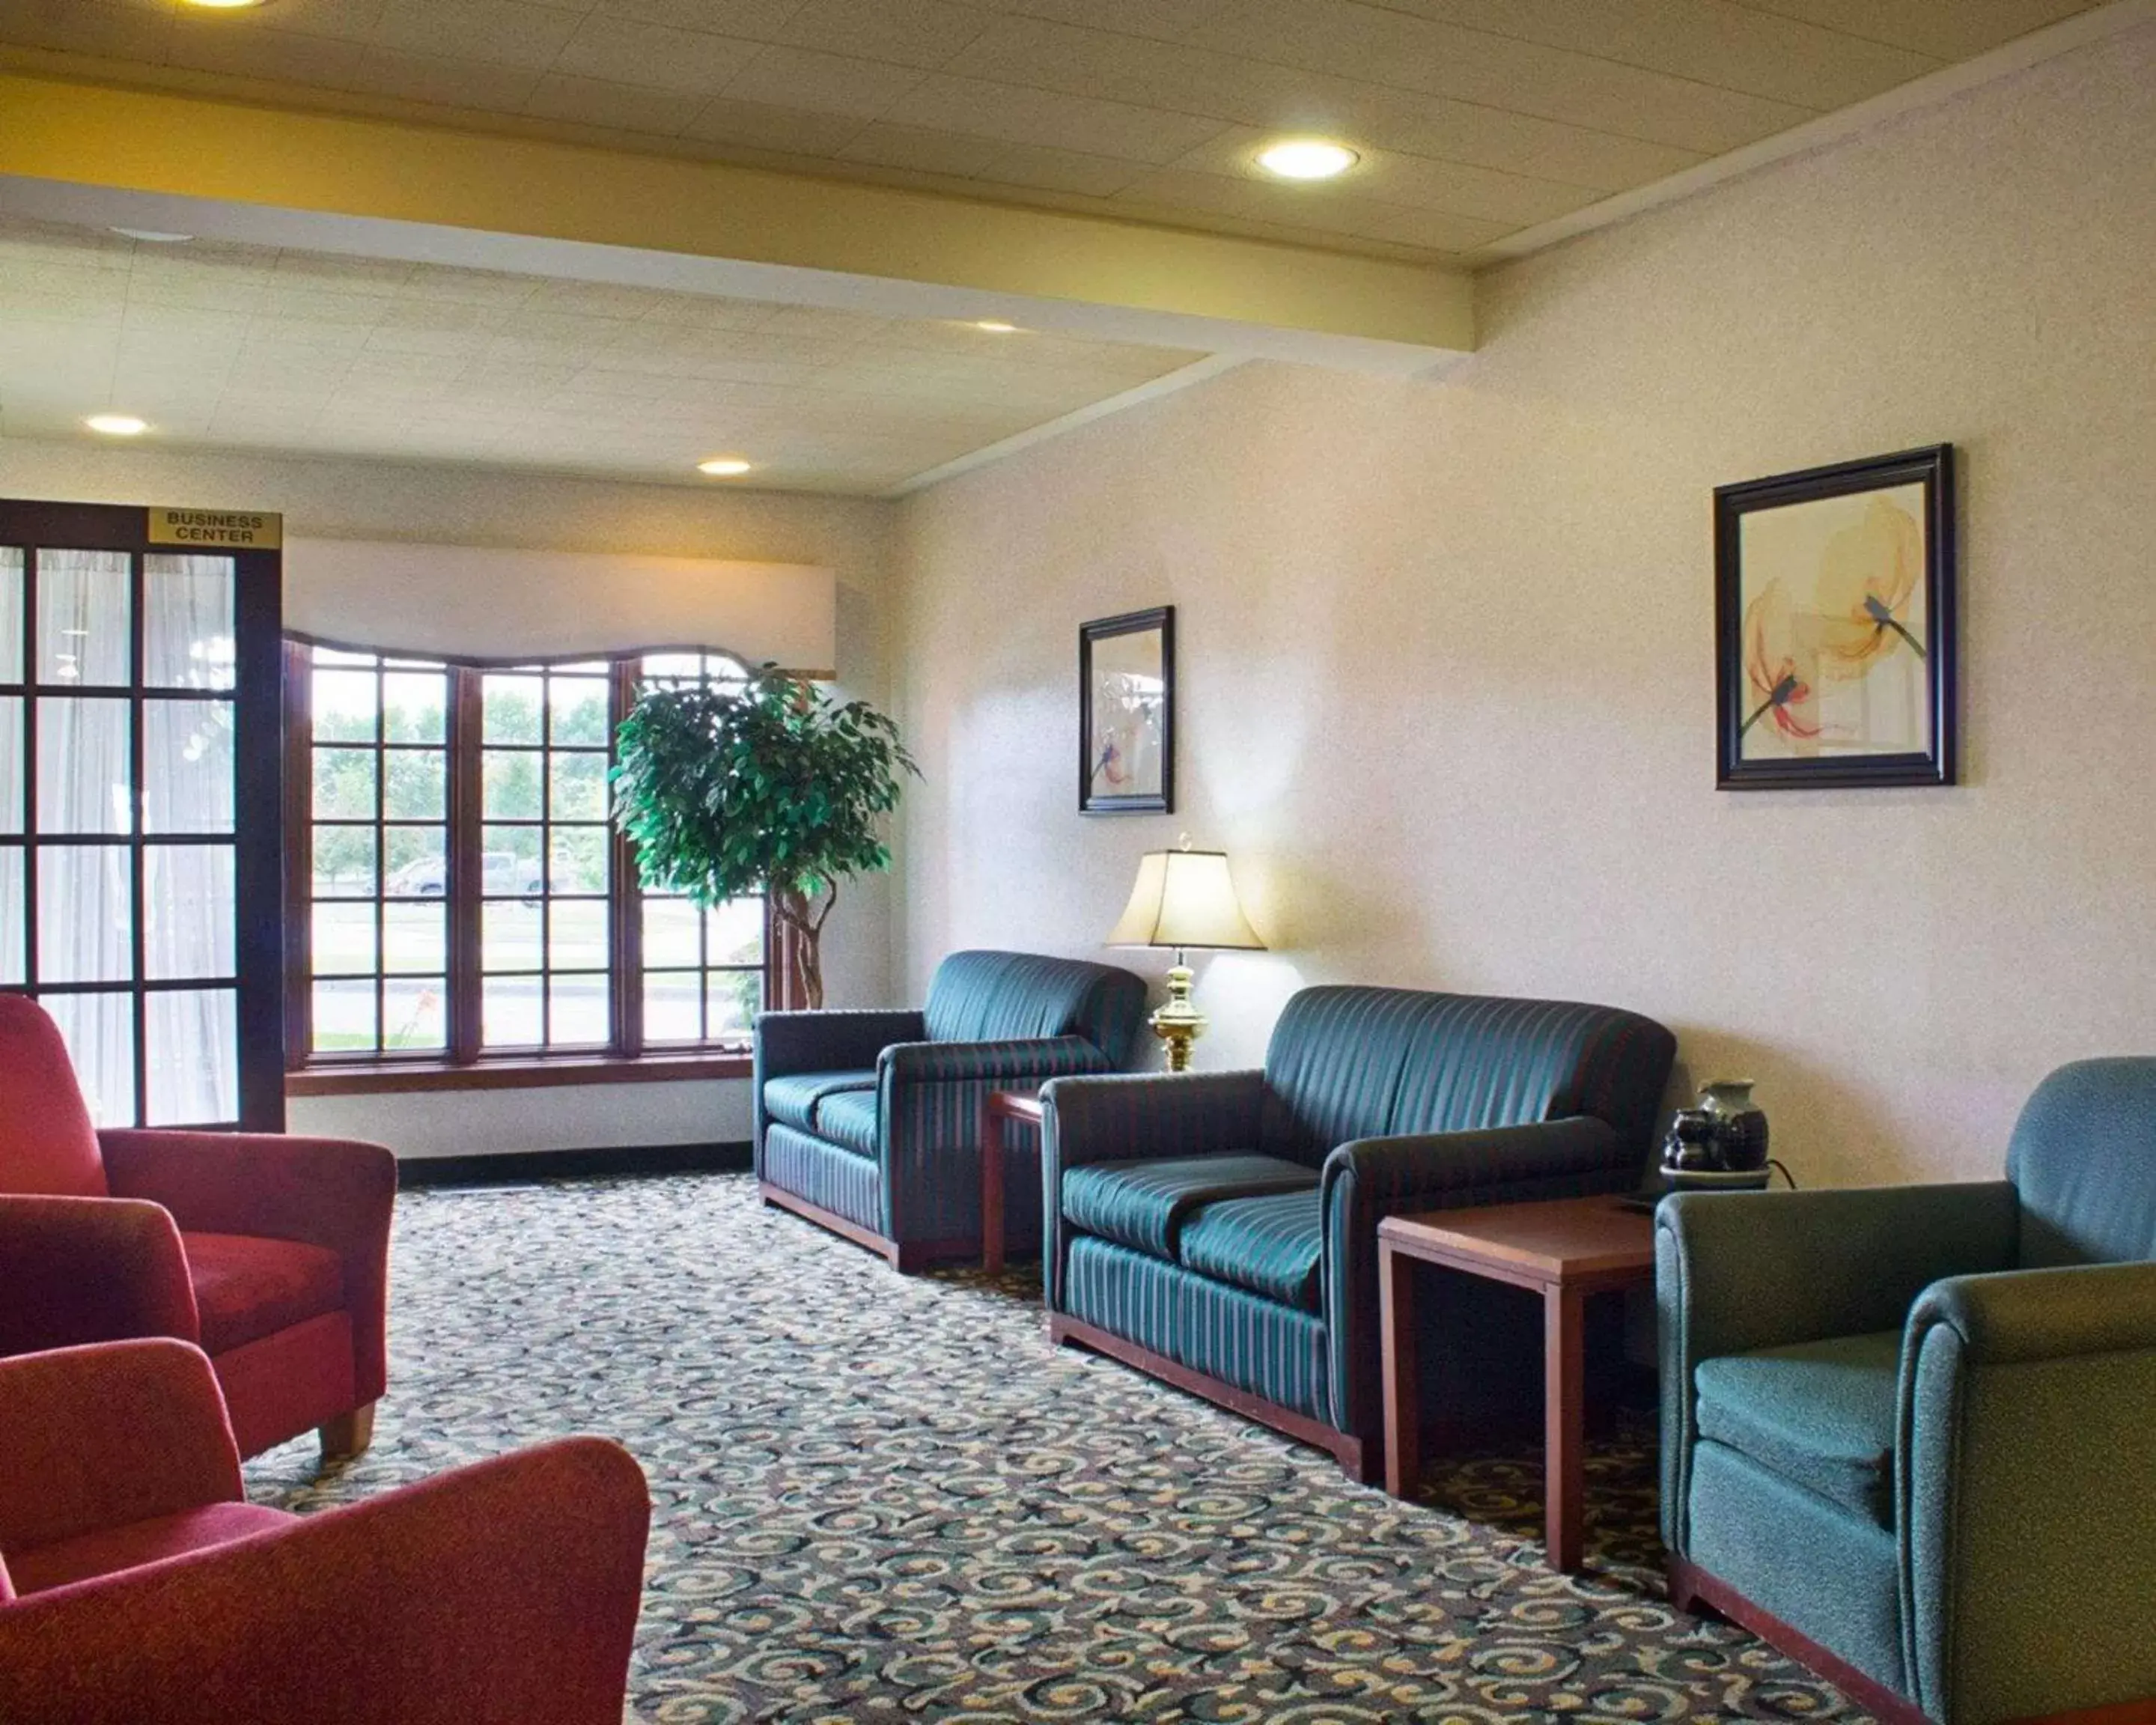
[{"x1": 246, "y1": 1173, "x2": 1865, "y2": 1724}]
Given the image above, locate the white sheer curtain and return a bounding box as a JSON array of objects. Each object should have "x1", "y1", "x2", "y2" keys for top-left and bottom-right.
[
  {"x1": 32, "y1": 551, "x2": 135, "y2": 1122},
  {"x1": 1, "y1": 549, "x2": 19, "y2": 986},
  {"x1": 10, "y1": 548, "x2": 243, "y2": 1125},
  {"x1": 143, "y1": 556, "x2": 239, "y2": 1125}
]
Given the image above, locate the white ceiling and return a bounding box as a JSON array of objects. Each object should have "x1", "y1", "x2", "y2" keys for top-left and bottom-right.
[
  {"x1": 0, "y1": 0, "x2": 2101, "y2": 264},
  {"x1": 0, "y1": 213, "x2": 1210, "y2": 493}
]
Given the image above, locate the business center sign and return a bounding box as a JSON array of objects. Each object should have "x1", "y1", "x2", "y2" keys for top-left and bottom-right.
[{"x1": 147, "y1": 508, "x2": 284, "y2": 550}]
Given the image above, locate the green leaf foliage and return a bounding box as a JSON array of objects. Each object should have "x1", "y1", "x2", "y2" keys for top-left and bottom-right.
[{"x1": 611, "y1": 667, "x2": 919, "y2": 916}]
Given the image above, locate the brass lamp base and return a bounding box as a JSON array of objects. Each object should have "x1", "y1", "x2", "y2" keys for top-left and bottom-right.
[{"x1": 1149, "y1": 956, "x2": 1207, "y2": 1072}]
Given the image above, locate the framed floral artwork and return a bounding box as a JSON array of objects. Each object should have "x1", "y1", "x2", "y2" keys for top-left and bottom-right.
[
  {"x1": 1715, "y1": 445, "x2": 1956, "y2": 789},
  {"x1": 1079, "y1": 606, "x2": 1174, "y2": 814}
]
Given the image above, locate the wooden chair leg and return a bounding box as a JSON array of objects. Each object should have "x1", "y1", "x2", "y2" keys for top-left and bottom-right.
[{"x1": 319, "y1": 1402, "x2": 377, "y2": 1461}]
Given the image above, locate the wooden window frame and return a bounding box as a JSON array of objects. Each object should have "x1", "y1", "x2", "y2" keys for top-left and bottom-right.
[
  {"x1": 3, "y1": 503, "x2": 286, "y2": 1130},
  {"x1": 284, "y1": 643, "x2": 787, "y2": 1090}
]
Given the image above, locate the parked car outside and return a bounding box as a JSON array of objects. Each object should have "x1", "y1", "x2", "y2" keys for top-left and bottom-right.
[{"x1": 387, "y1": 851, "x2": 544, "y2": 899}]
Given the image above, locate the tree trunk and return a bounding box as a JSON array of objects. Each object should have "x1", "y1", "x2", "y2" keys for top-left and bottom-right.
[{"x1": 776, "y1": 886, "x2": 826, "y2": 1010}]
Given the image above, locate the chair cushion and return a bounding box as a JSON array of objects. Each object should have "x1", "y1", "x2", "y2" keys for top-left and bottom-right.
[
  {"x1": 1178, "y1": 1188, "x2": 1325, "y2": 1312},
  {"x1": 814, "y1": 1089, "x2": 882, "y2": 1159},
  {"x1": 1694, "y1": 1329, "x2": 1901, "y2": 1527},
  {"x1": 8, "y1": 1502, "x2": 294, "y2": 1595},
  {"x1": 1062, "y1": 1154, "x2": 1318, "y2": 1261},
  {"x1": 0, "y1": 996, "x2": 108, "y2": 1199},
  {"x1": 182, "y1": 1233, "x2": 346, "y2": 1357},
  {"x1": 763, "y1": 1070, "x2": 877, "y2": 1137}
]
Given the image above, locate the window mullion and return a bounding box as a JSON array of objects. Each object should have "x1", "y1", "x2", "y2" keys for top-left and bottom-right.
[
  {"x1": 610, "y1": 660, "x2": 642, "y2": 1059},
  {"x1": 281, "y1": 642, "x2": 314, "y2": 1071},
  {"x1": 448, "y1": 666, "x2": 484, "y2": 1065}
]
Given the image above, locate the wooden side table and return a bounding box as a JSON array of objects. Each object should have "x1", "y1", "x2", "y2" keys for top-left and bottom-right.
[
  {"x1": 1377, "y1": 1195, "x2": 1655, "y2": 1572},
  {"x1": 978, "y1": 1091, "x2": 1045, "y2": 1275}
]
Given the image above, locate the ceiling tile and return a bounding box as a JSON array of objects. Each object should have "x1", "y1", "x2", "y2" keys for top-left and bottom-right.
[
  {"x1": 346, "y1": 46, "x2": 548, "y2": 109},
  {"x1": 163, "y1": 20, "x2": 371, "y2": 85},
  {"x1": 1351, "y1": 204, "x2": 1520, "y2": 252},
  {"x1": 1192, "y1": 0, "x2": 1818, "y2": 152},
  {"x1": 771, "y1": 0, "x2": 992, "y2": 70},
  {"x1": 552, "y1": 14, "x2": 765, "y2": 93},
  {"x1": 187, "y1": 0, "x2": 389, "y2": 46},
  {"x1": 945, "y1": 16, "x2": 1309, "y2": 124},
  {"x1": 589, "y1": 0, "x2": 810, "y2": 37},
  {"x1": 368, "y1": 0, "x2": 586, "y2": 70},
  {"x1": 971, "y1": 0, "x2": 1237, "y2": 43},
  {"x1": 971, "y1": 142, "x2": 1147, "y2": 198},
  {"x1": 678, "y1": 94, "x2": 869, "y2": 153},
  {"x1": 523, "y1": 71, "x2": 710, "y2": 133},
  {"x1": 0, "y1": 0, "x2": 171, "y2": 58},
  {"x1": 1727, "y1": 0, "x2": 2092, "y2": 61},
  {"x1": 835, "y1": 122, "x2": 1007, "y2": 176},
  {"x1": 1371, "y1": 0, "x2": 1938, "y2": 109},
  {"x1": 880, "y1": 73, "x2": 1230, "y2": 163},
  {"x1": 719, "y1": 43, "x2": 929, "y2": 120}
]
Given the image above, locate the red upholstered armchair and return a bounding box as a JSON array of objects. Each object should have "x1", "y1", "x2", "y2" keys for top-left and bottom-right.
[
  {"x1": 0, "y1": 996, "x2": 397, "y2": 1460},
  {"x1": 0, "y1": 1340, "x2": 651, "y2": 1725}
]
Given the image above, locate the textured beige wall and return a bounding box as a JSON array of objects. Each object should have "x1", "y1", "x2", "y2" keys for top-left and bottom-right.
[
  {"x1": 893, "y1": 25, "x2": 2156, "y2": 1187},
  {"x1": 0, "y1": 439, "x2": 899, "y2": 1153}
]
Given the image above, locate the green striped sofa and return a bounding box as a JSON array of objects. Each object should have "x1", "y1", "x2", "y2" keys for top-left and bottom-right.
[
  {"x1": 755, "y1": 950, "x2": 1147, "y2": 1272},
  {"x1": 1041, "y1": 985, "x2": 1675, "y2": 1480}
]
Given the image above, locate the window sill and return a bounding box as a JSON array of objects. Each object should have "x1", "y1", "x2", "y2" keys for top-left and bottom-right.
[{"x1": 285, "y1": 1053, "x2": 752, "y2": 1097}]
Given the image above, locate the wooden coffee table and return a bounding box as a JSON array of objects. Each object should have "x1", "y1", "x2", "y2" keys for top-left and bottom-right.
[
  {"x1": 1377, "y1": 1194, "x2": 1655, "y2": 1572},
  {"x1": 978, "y1": 1091, "x2": 1045, "y2": 1275}
]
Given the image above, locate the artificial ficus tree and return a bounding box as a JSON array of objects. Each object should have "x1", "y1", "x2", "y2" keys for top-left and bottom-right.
[{"x1": 612, "y1": 669, "x2": 918, "y2": 1010}]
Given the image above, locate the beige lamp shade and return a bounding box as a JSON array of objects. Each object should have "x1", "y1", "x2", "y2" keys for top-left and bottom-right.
[{"x1": 1107, "y1": 848, "x2": 1264, "y2": 952}]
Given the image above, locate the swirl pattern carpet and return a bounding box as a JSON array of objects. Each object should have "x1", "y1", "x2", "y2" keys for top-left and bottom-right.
[{"x1": 245, "y1": 1173, "x2": 1866, "y2": 1724}]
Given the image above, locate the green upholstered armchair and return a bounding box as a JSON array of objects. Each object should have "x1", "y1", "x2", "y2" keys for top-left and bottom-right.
[{"x1": 1659, "y1": 1059, "x2": 2156, "y2": 1725}]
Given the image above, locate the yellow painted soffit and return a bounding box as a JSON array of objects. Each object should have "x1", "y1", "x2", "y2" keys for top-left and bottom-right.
[{"x1": 0, "y1": 71, "x2": 1475, "y2": 354}]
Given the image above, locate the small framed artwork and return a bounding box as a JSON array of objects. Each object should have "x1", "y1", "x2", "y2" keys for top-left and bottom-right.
[
  {"x1": 1079, "y1": 606, "x2": 1174, "y2": 815},
  {"x1": 1715, "y1": 444, "x2": 1956, "y2": 789}
]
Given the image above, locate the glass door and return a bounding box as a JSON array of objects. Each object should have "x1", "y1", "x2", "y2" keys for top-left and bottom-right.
[{"x1": 0, "y1": 501, "x2": 284, "y2": 1130}]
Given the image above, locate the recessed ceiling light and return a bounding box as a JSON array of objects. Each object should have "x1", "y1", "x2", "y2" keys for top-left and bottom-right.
[
  {"x1": 1255, "y1": 138, "x2": 1360, "y2": 181},
  {"x1": 179, "y1": 0, "x2": 268, "y2": 9},
  {"x1": 111, "y1": 228, "x2": 195, "y2": 243},
  {"x1": 696, "y1": 457, "x2": 752, "y2": 477},
  {"x1": 85, "y1": 414, "x2": 150, "y2": 437},
  {"x1": 973, "y1": 320, "x2": 1020, "y2": 333}
]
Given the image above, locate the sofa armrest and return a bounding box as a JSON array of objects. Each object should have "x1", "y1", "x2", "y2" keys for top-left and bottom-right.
[
  {"x1": 0, "y1": 1340, "x2": 243, "y2": 1556},
  {"x1": 882, "y1": 1035, "x2": 1109, "y2": 1087},
  {"x1": 1041, "y1": 1071, "x2": 1267, "y2": 1168},
  {"x1": 0, "y1": 1436, "x2": 651, "y2": 1725},
  {"x1": 1656, "y1": 1179, "x2": 2018, "y2": 1553},
  {"x1": 862, "y1": 1038, "x2": 1115, "y2": 1243},
  {"x1": 1899, "y1": 1262, "x2": 2156, "y2": 1723},
  {"x1": 100, "y1": 1131, "x2": 397, "y2": 1402},
  {"x1": 0, "y1": 1195, "x2": 198, "y2": 1359},
  {"x1": 1038, "y1": 1071, "x2": 1267, "y2": 1309},
  {"x1": 1320, "y1": 1117, "x2": 1636, "y2": 1439},
  {"x1": 755, "y1": 1008, "x2": 925, "y2": 1080}
]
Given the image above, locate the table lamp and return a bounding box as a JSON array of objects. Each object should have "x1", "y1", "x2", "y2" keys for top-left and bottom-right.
[{"x1": 1106, "y1": 837, "x2": 1265, "y2": 1071}]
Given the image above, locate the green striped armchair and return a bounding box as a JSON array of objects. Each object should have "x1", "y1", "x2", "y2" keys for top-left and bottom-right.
[
  {"x1": 755, "y1": 950, "x2": 1147, "y2": 1272},
  {"x1": 1660, "y1": 1059, "x2": 2156, "y2": 1725},
  {"x1": 1041, "y1": 985, "x2": 1675, "y2": 1480}
]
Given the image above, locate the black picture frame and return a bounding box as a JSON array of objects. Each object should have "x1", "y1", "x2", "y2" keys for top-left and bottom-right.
[
  {"x1": 1079, "y1": 606, "x2": 1174, "y2": 815},
  {"x1": 1714, "y1": 444, "x2": 1956, "y2": 790}
]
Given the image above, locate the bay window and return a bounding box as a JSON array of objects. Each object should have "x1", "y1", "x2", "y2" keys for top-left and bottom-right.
[{"x1": 285, "y1": 643, "x2": 773, "y2": 1089}]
